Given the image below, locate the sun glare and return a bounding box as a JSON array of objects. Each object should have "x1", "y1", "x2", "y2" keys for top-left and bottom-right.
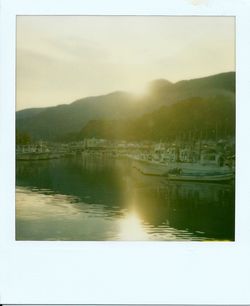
[
  {"x1": 131, "y1": 84, "x2": 149, "y2": 100},
  {"x1": 118, "y1": 210, "x2": 148, "y2": 240}
]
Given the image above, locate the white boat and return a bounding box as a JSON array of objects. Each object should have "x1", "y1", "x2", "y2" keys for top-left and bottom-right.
[{"x1": 132, "y1": 159, "x2": 234, "y2": 182}]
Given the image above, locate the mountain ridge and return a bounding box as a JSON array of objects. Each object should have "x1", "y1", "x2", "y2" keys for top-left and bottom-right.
[
  {"x1": 76, "y1": 95, "x2": 235, "y2": 142},
  {"x1": 16, "y1": 71, "x2": 235, "y2": 141}
]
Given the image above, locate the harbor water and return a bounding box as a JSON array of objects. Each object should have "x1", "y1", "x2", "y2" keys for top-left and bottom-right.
[{"x1": 16, "y1": 155, "x2": 235, "y2": 241}]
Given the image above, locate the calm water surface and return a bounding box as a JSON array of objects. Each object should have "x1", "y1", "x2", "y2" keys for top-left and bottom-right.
[{"x1": 16, "y1": 155, "x2": 235, "y2": 241}]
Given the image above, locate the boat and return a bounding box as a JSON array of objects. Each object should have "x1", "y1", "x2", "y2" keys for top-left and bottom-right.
[
  {"x1": 166, "y1": 172, "x2": 234, "y2": 182},
  {"x1": 132, "y1": 159, "x2": 234, "y2": 183},
  {"x1": 16, "y1": 152, "x2": 62, "y2": 161}
]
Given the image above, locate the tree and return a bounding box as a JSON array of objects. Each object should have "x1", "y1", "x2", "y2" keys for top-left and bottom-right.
[{"x1": 16, "y1": 130, "x2": 31, "y2": 145}]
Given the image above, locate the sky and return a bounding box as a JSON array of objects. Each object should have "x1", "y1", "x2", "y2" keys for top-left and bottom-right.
[{"x1": 16, "y1": 16, "x2": 235, "y2": 111}]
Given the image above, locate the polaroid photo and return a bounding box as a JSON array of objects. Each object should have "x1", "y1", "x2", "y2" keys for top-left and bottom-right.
[{"x1": 0, "y1": 0, "x2": 250, "y2": 305}]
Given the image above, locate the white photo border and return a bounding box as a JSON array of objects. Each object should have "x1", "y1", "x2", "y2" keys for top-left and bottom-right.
[{"x1": 1, "y1": 0, "x2": 250, "y2": 304}]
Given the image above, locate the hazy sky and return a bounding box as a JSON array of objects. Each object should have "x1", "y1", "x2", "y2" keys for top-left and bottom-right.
[{"x1": 16, "y1": 16, "x2": 235, "y2": 110}]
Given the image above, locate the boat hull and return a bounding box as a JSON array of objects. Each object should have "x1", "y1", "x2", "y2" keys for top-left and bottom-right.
[
  {"x1": 132, "y1": 159, "x2": 234, "y2": 182},
  {"x1": 167, "y1": 173, "x2": 234, "y2": 182},
  {"x1": 16, "y1": 152, "x2": 62, "y2": 161}
]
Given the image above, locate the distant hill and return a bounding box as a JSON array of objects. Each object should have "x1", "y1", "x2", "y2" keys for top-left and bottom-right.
[
  {"x1": 16, "y1": 91, "x2": 137, "y2": 140},
  {"x1": 143, "y1": 71, "x2": 235, "y2": 111},
  {"x1": 16, "y1": 107, "x2": 47, "y2": 120},
  {"x1": 77, "y1": 95, "x2": 235, "y2": 142},
  {"x1": 16, "y1": 71, "x2": 235, "y2": 141}
]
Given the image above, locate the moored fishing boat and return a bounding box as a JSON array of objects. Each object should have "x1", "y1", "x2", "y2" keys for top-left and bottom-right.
[
  {"x1": 130, "y1": 140, "x2": 235, "y2": 183},
  {"x1": 132, "y1": 157, "x2": 234, "y2": 182},
  {"x1": 166, "y1": 172, "x2": 234, "y2": 182},
  {"x1": 16, "y1": 152, "x2": 62, "y2": 161}
]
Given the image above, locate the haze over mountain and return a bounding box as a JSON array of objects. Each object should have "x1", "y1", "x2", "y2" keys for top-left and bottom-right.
[
  {"x1": 78, "y1": 96, "x2": 235, "y2": 142},
  {"x1": 16, "y1": 71, "x2": 235, "y2": 141}
]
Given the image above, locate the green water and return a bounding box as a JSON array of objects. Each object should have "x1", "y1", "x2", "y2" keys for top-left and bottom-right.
[{"x1": 16, "y1": 155, "x2": 235, "y2": 241}]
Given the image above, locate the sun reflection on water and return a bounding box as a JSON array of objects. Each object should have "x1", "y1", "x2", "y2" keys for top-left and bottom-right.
[{"x1": 118, "y1": 210, "x2": 149, "y2": 241}]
